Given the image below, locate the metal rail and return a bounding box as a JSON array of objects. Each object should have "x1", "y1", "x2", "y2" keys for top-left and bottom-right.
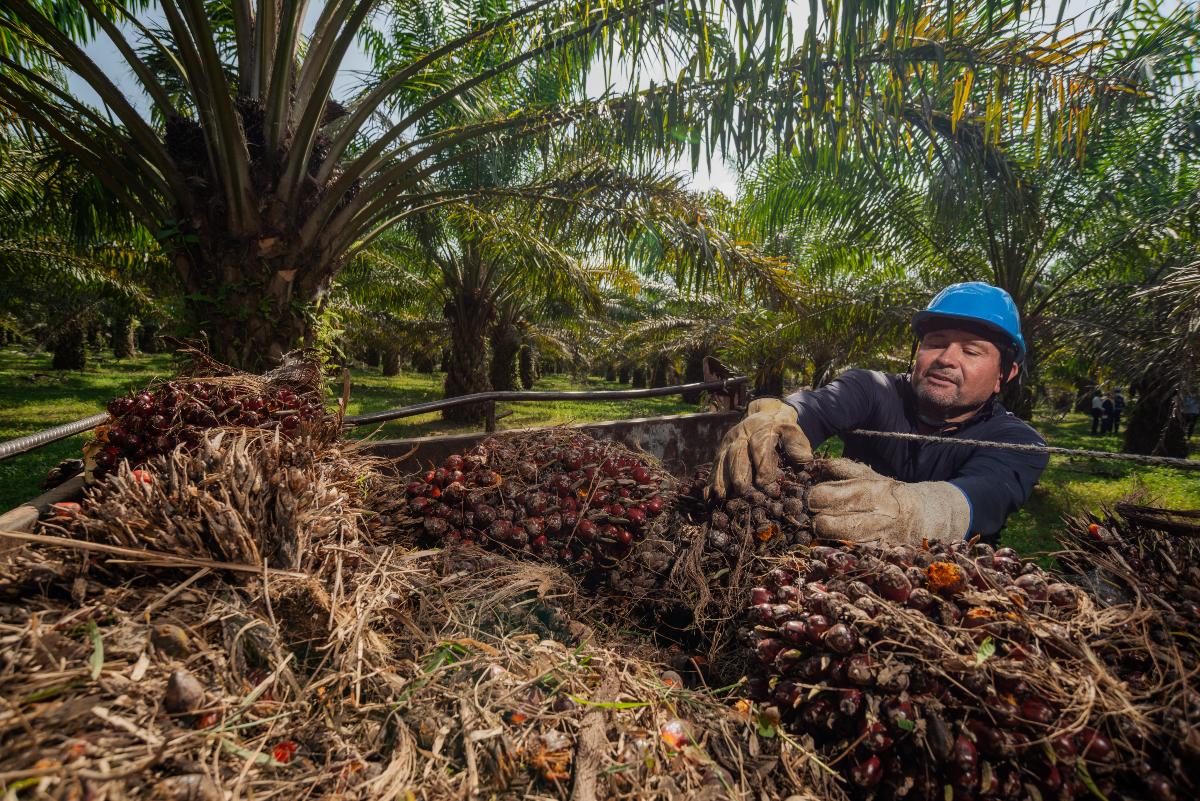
[
  {"x1": 0, "y1": 378, "x2": 749, "y2": 461},
  {"x1": 0, "y1": 413, "x2": 108, "y2": 461},
  {"x1": 343, "y1": 378, "x2": 748, "y2": 427}
]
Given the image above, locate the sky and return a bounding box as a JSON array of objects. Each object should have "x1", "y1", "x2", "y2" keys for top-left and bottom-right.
[{"x1": 70, "y1": 0, "x2": 1118, "y2": 200}]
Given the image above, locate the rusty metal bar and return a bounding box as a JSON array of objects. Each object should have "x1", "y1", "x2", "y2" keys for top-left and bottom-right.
[{"x1": 0, "y1": 413, "x2": 108, "y2": 462}]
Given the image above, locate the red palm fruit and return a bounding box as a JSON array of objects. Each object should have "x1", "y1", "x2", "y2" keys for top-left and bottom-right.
[
  {"x1": 108, "y1": 396, "x2": 135, "y2": 416},
  {"x1": 1020, "y1": 697, "x2": 1055, "y2": 726},
  {"x1": 523, "y1": 517, "x2": 545, "y2": 537},
  {"x1": 850, "y1": 755, "x2": 883, "y2": 788},
  {"x1": 423, "y1": 517, "x2": 450, "y2": 537},
  {"x1": 994, "y1": 547, "x2": 1019, "y2": 559},
  {"x1": 811, "y1": 546, "x2": 839, "y2": 560},
  {"x1": 878, "y1": 565, "x2": 913, "y2": 602},
  {"x1": 409, "y1": 497, "x2": 431, "y2": 514},
  {"x1": 1144, "y1": 773, "x2": 1176, "y2": 801},
  {"x1": 605, "y1": 503, "x2": 624, "y2": 517},
  {"x1": 1077, "y1": 728, "x2": 1114, "y2": 764},
  {"x1": 755, "y1": 638, "x2": 784, "y2": 664},
  {"x1": 748, "y1": 604, "x2": 776, "y2": 625},
  {"x1": 953, "y1": 734, "x2": 979, "y2": 774},
  {"x1": 405, "y1": 481, "x2": 426, "y2": 496},
  {"x1": 630, "y1": 465, "x2": 651, "y2": 484},
  {"x1": 616, "y1": 529, "x2": 633, "y2": 547},
  {"x1": 862, "y1": 721, "x2": 893, "y2": 753},
  {"x1": 575, "y1": 519, "x2": 598, "y2": 541},
  {"x1": 839, "y1": 688, "x2": 864, "y2": 717},
  {"x1": 777, "y1": 585, "x2": 801, "y2": 604},
  {"x1": 281, "y1": 415, "x2": 299, "y2": 431},
  {"x1": 751, "y1": 587, "x2": 774, "y2": 605},
  {"x1": 645, "y1": 496, "x2": 665, "y2": 517},
  {"x1": 827, "y1": 551, "x2": 858, "y2": 574},
  {"x1": 823, "y1": 623, "x2": 857, "y2": 654},
  {"x1": 885, "y1": 700, "x2": 915, "y2": 732},
  {"x1": 530, "y1": 534, "x2": 549, "y2": 551},
  {"x1": 473, "y1": 503, "x2": 497, "y2": 526},
  {"x1": 805, "y1": 560, "x2": 829, "y2": 581},
  {"x1": 983, "y1": 695, "x2": 1019, "y2": 728},
  {"x1": 544, "y1": 512, "x2": 563, "y2": 535},
  {"x1": 846, "y1": 654, "x2": 875, "y2": 685},
  {"x1": 443, "y1": 454, "x2": 464, "y2": 471},
  {"x1": 1038, "y1": 763, "x2": 1062, "y2": 792},
  {"x1": 805, "y1": 614, "x2": 831, "y2": 642},
  {"x1": 1013, "y1": 573, "x2": 1048, "y2": 600},
  {"x1": 1046, "y1": 583, "x2": 1079, "y2": 609},
  {"x1": 625, "y1": 507, "x2": 646, "y2": 528},
  {"x1": 780, "y1": 620, "x2": 807, "y2": 645},
  {"x1": 853, "y1": 596, "x2": 882, "y2": 617},
  {"x1": 432, "y1": 468, "x2": 450, "y2": 486},
  {"x1": 800, "y1": 698, "x2": 835, "y2": 731},
  {"x1": 775, "y1": 649, "x2": 805, "y2": 675},
  {"x1": 902, "y1": 587, "x2": 940, "y2": 618}
]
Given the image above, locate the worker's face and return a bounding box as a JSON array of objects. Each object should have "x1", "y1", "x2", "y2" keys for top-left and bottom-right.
[{"x1": 911, "y1": 328, "x2": 1018, "y2": 421}]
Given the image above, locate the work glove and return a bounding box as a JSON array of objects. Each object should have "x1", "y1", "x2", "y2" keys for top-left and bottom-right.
[
  {"x1": 808, "y1": 458, "x2": 970, "y2": 545},
  {"x1": 708, "y1": 397, "x2": 813, "y2": 498}
]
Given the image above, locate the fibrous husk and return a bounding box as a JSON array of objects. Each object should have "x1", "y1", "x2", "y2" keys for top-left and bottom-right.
[
  {"x1": 3, "y1": 433, "x2": 825, "y2": 800},
  {"x1": 61, "y1": 427, "x2": 369, "y2": 570}
]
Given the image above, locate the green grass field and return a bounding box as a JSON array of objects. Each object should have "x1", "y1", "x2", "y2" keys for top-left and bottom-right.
[{"x1": 2, "y1": 349, "x2": 1197, "y2": 556}]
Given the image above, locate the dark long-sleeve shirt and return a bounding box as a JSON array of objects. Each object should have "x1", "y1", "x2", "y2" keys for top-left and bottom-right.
[{"x1": 785, "y1": 369, "x2": 1048, "y2": 537}]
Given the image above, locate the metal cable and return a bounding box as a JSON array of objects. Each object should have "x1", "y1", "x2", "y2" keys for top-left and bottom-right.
[
  {"x1": 846, "y1": 428, "x2": 1200, "y2": 471},
  {"x1": 0, "y1": 414, "x2": 108, "y2": 461}
]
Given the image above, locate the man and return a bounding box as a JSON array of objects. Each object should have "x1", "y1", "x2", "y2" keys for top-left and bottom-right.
[
  {"x1": 709, "y1": 282, "x2": 1048, "y2": 546},
  {"x1": 1112, "y1": 389, "x2": 1126, "y2": 435},
  {"x1": 1091, "y1": 392, "x2": 1104, "y2": 435}
]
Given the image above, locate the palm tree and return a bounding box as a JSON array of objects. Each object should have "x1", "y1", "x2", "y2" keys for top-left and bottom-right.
[
  {"x1": 0, "y1": 0, "x2": 1117, "y2": 369},
  {"x1": 0, "y1": 134, "x2": 167, "y2": 369},
  {"x1": 740, "y1": 1, "x2": 1197, "y2": 418}
]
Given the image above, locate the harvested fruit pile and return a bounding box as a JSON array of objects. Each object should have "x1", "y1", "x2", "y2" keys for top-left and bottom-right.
[
  {"x1": 743, "y1": 539, "x2": 1187, "y2": 801},
  {"x1": 87, "y1": 350, "x2": 331, "y2": 479},
  {"x1": 1055, "y1": 507, "x2": 1200, "y2": 798},
  {"x1": 399, "y1": 431, "x2": 671, "y2": 574}
]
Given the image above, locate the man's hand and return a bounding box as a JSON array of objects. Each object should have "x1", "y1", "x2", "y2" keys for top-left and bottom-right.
[
  {"x1": 808, "y1": 459, "x2": 970, "y2": 545},
  {"x1": 708, "y1": 398, "x2": 812, "y2": 498}
]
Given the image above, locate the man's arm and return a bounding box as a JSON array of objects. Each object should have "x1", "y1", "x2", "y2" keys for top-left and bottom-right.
[
  {"x1": 947, "y1": 425, "x2": 1049, "y2": 537},
  {"x1": 784, "y1": 369, "x2": 888, "y2": 447}
]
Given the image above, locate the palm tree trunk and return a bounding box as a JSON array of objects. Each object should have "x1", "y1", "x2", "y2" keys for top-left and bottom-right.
[
  {"x1": 381, "y1": 348, "x2": 401, "y2": 376},
  {"x1": 443, "y1": 289, "x2": 493, "y2": 422},
  {"x1": 490, "y1": 324, "x2": 521, "y2": 391},
  {"x1": 632, "y1": 365, "x2": 648, "y2": 388},
  {"x1": 51, "y1": 323, "x2": 86, "y2": 371},
  {"x1": 110, "y1": 315, "x2": 136, "y2": 359},
  {"x1": 177, "y1": 244, "x2": 330, "y2": 371},
  {"x1": 681, "y1": 350, "x2": 705, "y2": 403},
  {"x1": 137, "y1": 322, "x2": 162, "y2": 353},
  {"x1": 518, "y1": 345, "x2": 538, "y2": 389},
  {"x1": 1123, "y1": 379, "x2": 1187, "y2": 457}
]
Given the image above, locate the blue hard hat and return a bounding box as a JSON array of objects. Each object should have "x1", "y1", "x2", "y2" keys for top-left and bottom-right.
[{"x1": 912, "y1": 282, "x2": 1026, "y2": 364}]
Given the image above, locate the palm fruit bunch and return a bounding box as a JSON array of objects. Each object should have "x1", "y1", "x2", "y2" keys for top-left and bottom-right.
[
  {"x1": 402, "y1": 431, "x2": 672, "y2": 575},
  {"x1": 88, "y1": 352, "x2": 329, "y2": 480},
  {"x1": 1056, "y1": 509, "x2": 1200, "y2": 799},
  {"x1": 677, "y1": 463, "x2": 815, "y2": 554},
  {"x1": 740, "y1": 539, "x2": 1177, "y2": 801}
]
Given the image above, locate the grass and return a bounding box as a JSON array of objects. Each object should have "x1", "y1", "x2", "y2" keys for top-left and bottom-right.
[{"x1": 2, "y1": 349, "x2": 1196, "y2": 557}]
